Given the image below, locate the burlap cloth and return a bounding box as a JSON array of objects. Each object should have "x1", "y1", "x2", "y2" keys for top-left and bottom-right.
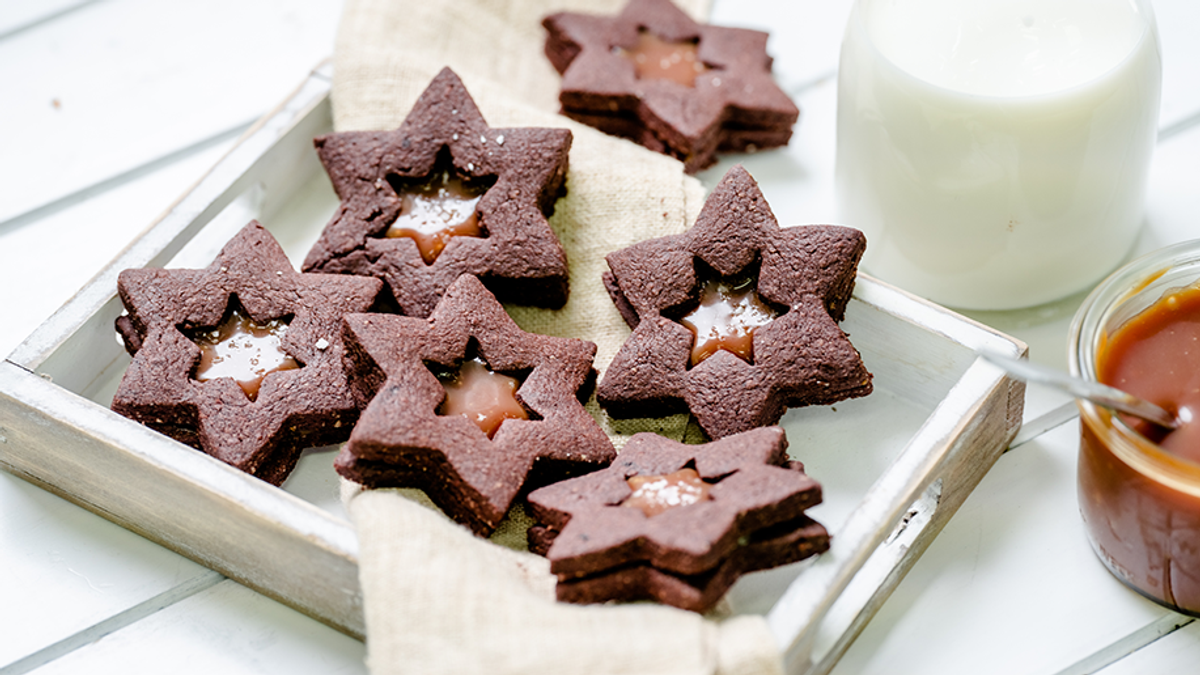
[{"x1": 331, "y1": 1, "x2": 785, "y2": 672}]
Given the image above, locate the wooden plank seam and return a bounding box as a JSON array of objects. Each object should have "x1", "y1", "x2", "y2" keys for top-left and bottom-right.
[{"x1": 0, "y1": 570, "x2": 224, "y2": 674}]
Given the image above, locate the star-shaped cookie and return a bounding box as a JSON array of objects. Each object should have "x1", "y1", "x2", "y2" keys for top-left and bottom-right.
[
  {"x1": 302, "y1": 67, "x2": 573, "y2": 318},
  {"x1": 597, "y1": 165, "x2": 873, "y2": 439},
  {"x1": 543, "y1": 0, "x2": 799, "y2": 173},
  {"x1": 526, "y1": 427, "x2": 828, "y2": 612},
  {"x1": 335, "y1": 274, "x2": 616, "y2": 536},
  {"x1": 112, "y1": 221, "x2": 384, "y2": 485}
]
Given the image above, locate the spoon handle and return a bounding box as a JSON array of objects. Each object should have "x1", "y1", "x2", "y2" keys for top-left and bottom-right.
[{"x1": 977, "y1": 349, "x2": 1179, "y2": 430}]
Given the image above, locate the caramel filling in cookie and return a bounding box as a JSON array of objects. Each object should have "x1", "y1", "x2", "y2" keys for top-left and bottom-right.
[
  {"x1": 189, "y1": 308, "x2": 300, "y2": 401},
  {"x1": 436, "y1": 357, "x2": 528, "y2": 439},
  {"x1": 616, "y1": 30, "x2": 710, "y2": 88},
  {"x1": 385, "y1": 165, "x2": 493, "y2": 264},
  {"x1": 622, "y1": 468, "x2": 713, "y2": 517},
  {"x1": 679, "y1": 274, "x2": 778, "y2": 367}
]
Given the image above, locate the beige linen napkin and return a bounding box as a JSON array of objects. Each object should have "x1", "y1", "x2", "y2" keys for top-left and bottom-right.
[
  {"x1": 351, "y1": 489, "x2": 782, "y2": 675},
  {"x1": 332, "y1": 1, "x2": 785, "y2": 672}
]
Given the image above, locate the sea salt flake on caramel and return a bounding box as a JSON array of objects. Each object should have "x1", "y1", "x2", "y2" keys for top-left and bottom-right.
[
  {"x1": 437, "y1": 357, "x2": 528, "y2": 439},
  {"x1": 679, "y1": 274, "x2": 778, "y2": 366},
  {"x1": 385, "y1": 169, "x2": 489, "y2": 264},
  {"x1": 622, "y1": 467, "x2": 713, "y2": 517},
  {"x1": 190, "y1": 308, "x2": 300, "y2": 401},
  {"x1": 616, "y1": 31, "x2": 709, "y2": 88}
]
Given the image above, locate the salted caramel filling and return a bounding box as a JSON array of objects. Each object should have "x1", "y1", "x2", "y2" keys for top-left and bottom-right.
[
  {"x1": 385, "y1": 169, "x2": 489, "y2": 264},
  {"x1": 622, "y1": 468, "x2": 713, "y2": 517},
  {"x1": 190, "y1": 308, "x2": 299, "y2": 401},
  {"x1": 437, "y1": 357, "x2": 528, "y2": 439},
  {"x1": 616, "y1": 31, "x2": 709, "y2": 87},
  {"x1": 679, "y1": 275, "x2": 778, "y2": 367}
]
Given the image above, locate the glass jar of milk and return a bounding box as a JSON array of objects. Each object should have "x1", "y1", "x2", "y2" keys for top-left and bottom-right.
[{"x1": 835, "y1": 0, "x2": 1161, "y2": 310}]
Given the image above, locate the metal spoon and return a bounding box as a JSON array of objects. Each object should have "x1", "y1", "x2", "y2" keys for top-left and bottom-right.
[{"x1": 977, "y1": 348, "x2": 1183, "y2": 430}]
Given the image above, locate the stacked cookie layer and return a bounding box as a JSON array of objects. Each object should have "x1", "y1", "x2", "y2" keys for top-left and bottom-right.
[
  {"x1": 527, "y1": 428, "x2": 829, "y2": 612},
  {"x1": 544, "y1": 0, "x2": 799, "y2": 173}
]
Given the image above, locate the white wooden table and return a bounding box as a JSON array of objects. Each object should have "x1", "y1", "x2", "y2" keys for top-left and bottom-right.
[{"x1": 4, "y1": 1, "x2": 1200, "y2": 673}]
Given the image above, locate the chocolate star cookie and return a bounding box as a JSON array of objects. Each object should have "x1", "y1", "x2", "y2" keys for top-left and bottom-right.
[
  {"x1": 526, "y1": 427, "x2": 828, "y2": 612},
  {"x1": 302, "y1": 67, "x2": 573, "y2": 318},
  {"x1": 543, "y1": 0, "x2": 798, "y2": 173},
  {"x1": 335, "y1": 274, "x2": 616, "y2": 536},
  {"x1": 597, "y1": 165, "x2": 872, "y2": 439},
  {"x1": 112, "y1": 221, "x2": 384, "y2": 485}
]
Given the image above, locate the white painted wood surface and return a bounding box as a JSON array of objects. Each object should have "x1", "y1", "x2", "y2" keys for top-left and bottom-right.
[
  {"x1": 2, "y1": 0, "x2": 1200, "y2": 673},
  {"x1": 30, "y1": 580, "x2": 365, "y2": 675},
  {"x1": 0, "y1": 470, "x2": 213, "y2": 668}
]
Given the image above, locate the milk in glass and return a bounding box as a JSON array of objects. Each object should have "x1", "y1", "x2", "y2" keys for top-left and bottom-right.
[{"x1": 836, "y1": 0, "x2": 1161, "y2": 309}]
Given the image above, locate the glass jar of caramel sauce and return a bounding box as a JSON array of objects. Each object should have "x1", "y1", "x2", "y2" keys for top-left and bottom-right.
[{"x1": 1070, "y1": 240, "x2": 1200, "y2": 613}]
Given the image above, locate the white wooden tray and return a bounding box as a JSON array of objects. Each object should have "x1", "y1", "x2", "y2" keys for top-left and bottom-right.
[{"x1": 0, "y1": 63, "x2": 1025, "y2": 675}]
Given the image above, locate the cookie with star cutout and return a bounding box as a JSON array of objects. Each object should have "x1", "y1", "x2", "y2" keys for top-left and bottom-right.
[
  {"x1": 302, "y1": 67, "x2": 573, "y2": 318},
  {"x1": 543, "y1": 0, "x2": 799, "y2": 173},
  {"x1": 526, "y1": 427, "x2": 829, "y2": 612},
  {"x1": 596, "y1": 165, "x2": 873, "y2": 439},
  {"x1": 334, "y1": 274, "x2": 616, "y2": 536},
  {"x1": 111, "y1": 221, "x2": 384, "y2": 485}
]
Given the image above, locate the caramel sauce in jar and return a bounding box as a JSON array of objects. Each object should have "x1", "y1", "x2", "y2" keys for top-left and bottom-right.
[
  {"x1": 1072, "y1": 241, "x2": 1200, "y2": 613},
  {"x1": 1077, "y1": 415, "x2": 1200, "y2": 610},
  {"x1": 1097, "y1": 288, "x2": 1200, "y2": 459}
]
